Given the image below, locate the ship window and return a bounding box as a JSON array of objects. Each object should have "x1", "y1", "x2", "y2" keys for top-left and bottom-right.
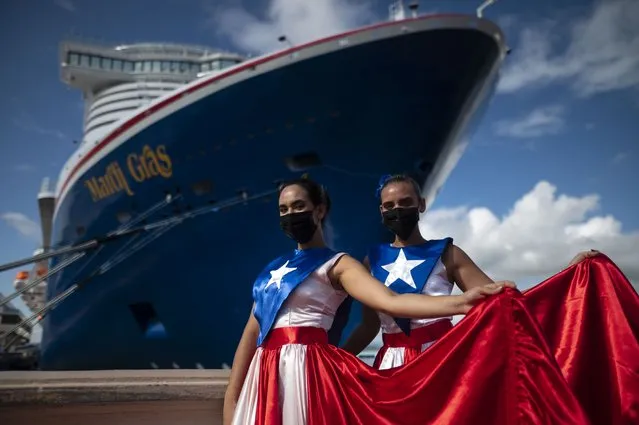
[
  {"x1": 179, "y1": 62, "x2": 190, "y2": 73},
  {"x1": 201, "y1": 62, "x2": 210, "y2": 72},
  {"x1": 134, "y1": 61, "x2": 143, "y2": 73},
  {"x1": 170, "y1": 61, "x2": 180, "y2": 73},
  {"x1": 161, "y1": 61, "x2": 171, "y2": 72},
  {"x1": 90, "y1": 56, "x2": 100, "y2": 68},
  {"x1": 129, "y1": 302, "x2": 167, "y2": 339},
  {"x1": 84, "y1": 119, "x2": 117, "y2": 135},
  {"x1": 113, "y1": 59, "x2": 123, "y2": 71},
  {"x1": 152, "y1": 60, "x2": 161, "y2": 72},
  {"x1": 211, "y1": 60, "x2": 220, "y2": 71},
  {"x1": 88, "y1": 105, "x2": 139, "y2": 123},
  {"x1": 68, "y1": 53, "x2": 80, "y2": 66},
  {"x1": 80, "y1": 54, "x2": 90, "y2": 67},
  {"x1": 101, "y1": 57, "x2": 112, "y2": 69},
  {"x1": 123, "y1": 61, "x2": 134, "y2": 72},
  {"x1": 142, "y1": 61, "x2": 151, "y2": 72},
  {"x1": 220, "y1": 59, "x2": 236, "y2": 68},
  {"x1": 190, "y1": 63, "x2": 199, "y2": 73}
]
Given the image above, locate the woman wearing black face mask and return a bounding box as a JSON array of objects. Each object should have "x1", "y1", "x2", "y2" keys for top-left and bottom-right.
[
  {"x1": 341, "y1": 174, "x2": 603, "y2": 370},
  {"x1": 223, "y1": 176, "x2": 520, "y2": 425}
]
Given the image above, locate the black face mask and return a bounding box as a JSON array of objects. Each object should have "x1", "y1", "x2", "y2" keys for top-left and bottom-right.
[
  {"x1": 280, "y1": 211, "x2": 318, "y2": 244},
  {"x1": 382, "y1": 207, "x2": 420, "y2": 241}
]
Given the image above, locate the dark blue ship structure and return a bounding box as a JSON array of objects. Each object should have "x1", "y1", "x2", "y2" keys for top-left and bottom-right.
[{"x1": 6, "y1": 2, "x2": 508, "y2": 370}]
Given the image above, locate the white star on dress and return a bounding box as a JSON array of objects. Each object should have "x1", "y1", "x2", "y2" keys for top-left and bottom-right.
[
  {"x1": 381, "y1": 249, "x2": 425, "y2": 288},
  {"x1": 264, "y1": 260, "x2": 297, "y2": 291}
]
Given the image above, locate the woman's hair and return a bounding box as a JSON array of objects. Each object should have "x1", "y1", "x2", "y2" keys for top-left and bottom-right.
[
  {"x1": 375, "y1": 174, "x2": 422, "y2": 200},
  {"x1": 278, "y1": 176, "x2": 331, "y2": 223}
]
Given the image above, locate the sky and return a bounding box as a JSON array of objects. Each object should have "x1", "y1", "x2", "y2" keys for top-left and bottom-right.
[{"x1": 0, "y1": 0, "x2": 638, "y2": 345}]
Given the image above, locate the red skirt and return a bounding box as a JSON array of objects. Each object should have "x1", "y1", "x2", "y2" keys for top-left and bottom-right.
[
  {"x1": 373, "y1": 319, "x2": 453, "y2": 369},
  {"x1": 523, "y1": 255, "x2": 639, "y2": 425},
  {"x1": 231, "y1": 255, "x2": 638, "y2": 425}
]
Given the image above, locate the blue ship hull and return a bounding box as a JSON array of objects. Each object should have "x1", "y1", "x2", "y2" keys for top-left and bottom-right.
[{"x1": 41, "y1": 20, "x2": 504, "y2": 370}]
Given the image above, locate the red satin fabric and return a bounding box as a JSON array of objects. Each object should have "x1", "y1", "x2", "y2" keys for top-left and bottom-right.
[
  {"x1": 256, "y1": 347, "x2": 281, "y2": 425},
  {"x1": 373, "y1": 319, "x2": 453, "y2": 368},
  {"x1": 262, "y1": 326, "x2": 329, "y2": 348},
  {"x1": 523, "y1": 255, "x2": 639, "y2": 425},
  {"x1": 252, "y1": 256, "x2": 637, "y2": 424},
  {"x1": 306, "y1": 289, "x2": 589, "y2": 425},
  {"x1": 256, "y1": 327, "x2": 329, "y2": 425}
]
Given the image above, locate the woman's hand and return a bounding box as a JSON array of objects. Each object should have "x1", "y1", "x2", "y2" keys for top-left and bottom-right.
[
  {"x1": 333, "y1": 255, "x2": 505, "y2": 319},
  {"x1": 459, "y1": 281, "x2": 517, "y2": 314},
  {"x1": 567, "y1": 250, "x2": 600, "y2": 267}
]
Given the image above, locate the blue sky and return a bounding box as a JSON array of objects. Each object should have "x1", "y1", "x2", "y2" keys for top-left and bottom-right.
[{"x1": 1, "y1": 0, "x2": 638, "y2": 334}]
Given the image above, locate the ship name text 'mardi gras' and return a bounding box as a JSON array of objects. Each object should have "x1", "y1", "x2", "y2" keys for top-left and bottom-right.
[{"x1": 83, "y1": 144, "x2": 173, "y2": 202}]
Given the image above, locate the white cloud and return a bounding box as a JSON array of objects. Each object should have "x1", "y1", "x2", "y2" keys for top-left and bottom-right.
[
  {"x1": 14, "y1": 164, "x2": 36, "y2": 172},
  {"x1": 611, "y1": 152, "x2": 629, "y2": 164},
  {"x1": 54, "y1": 0, "x2": 76, "y2": 12},
  {"x1": 494, "y1": 105, "x2": 565, "y2": 138},
  {"x1": 12, "y1": 112, "x2": 69, "y2": 142},
  {"x1": 207, "y1": 0, "x2": 376, "y2": 54},
  {"x1": 498, "y1": 0, "x2": 639, "y2": 97},
  {"x1": 496, "y1": 14, "x2": 518, "y2": 32},
  {"x1": 1, "y1": 212, "x2": 41, "y2": 241},
  {"x1": 360, "y1": 180, "x2": 639, "y2": 356},
  {"x1": 419, "y1": 181, "x2": 639, "y2": 283},
  {"x1": 423, "y1": 140, "x2": 469, "y2": 209}
]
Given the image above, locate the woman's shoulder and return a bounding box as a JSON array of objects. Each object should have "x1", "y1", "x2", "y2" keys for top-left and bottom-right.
[
  {"x1": 319, "y1": 251, "x2": 349, "y2": 273},
  {"x1": 328, "y1": 253, "x2": 364, "y2": 276}
]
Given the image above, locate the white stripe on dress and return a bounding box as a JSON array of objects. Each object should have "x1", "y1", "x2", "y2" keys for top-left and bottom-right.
[
  {"x1": 231, "y1": 345, "x2": 310, "y2": 425},
  {"x1": 377, "y1": 341, "x2": 437, "y2": 370}
]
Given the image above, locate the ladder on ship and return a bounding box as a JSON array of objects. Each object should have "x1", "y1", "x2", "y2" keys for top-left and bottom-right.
[{"x1": 0, "y1": 188, "x2": 276, "y2": 351}]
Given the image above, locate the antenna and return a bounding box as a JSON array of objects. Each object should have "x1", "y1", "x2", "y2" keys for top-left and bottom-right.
[
  {"x1": 408, "y1": 1, "x2": 419, "y2": 18},
  {"x1": 278, "y1": 35, "x2": 293, "y2": 48},
  {"x1": 477, "y1": 0, "x2": 497, "y2": 18}
]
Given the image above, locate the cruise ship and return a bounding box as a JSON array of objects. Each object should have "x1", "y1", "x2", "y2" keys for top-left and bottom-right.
[{"x1": 8, "y1": 2, "x2": 508, "y2": 370}]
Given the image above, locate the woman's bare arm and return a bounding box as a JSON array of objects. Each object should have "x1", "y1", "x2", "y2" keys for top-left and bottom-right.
[
  {"x1": 443, "y1": 244, "x2": 494, "y2": 291},
  {"x1": 341, "y1": 304, "x2": 381, "y2": 355},
  {"x1": 341, "y1": 256, "x2": 381, "y2": 355},
  {"x1": 330, "y1": 255, "x2": 507, "y2": 318},
  {"x1": 446, "y1": 246, "x2": 601, "y2": 293},
  {"x1": 223, "y1": 306, "x2": 259, "y2": 425}
]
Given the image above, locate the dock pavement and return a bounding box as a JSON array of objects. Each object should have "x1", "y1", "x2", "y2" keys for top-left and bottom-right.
[{"x1": 0, "y1": 369, "x2": 230, "y2": 424}]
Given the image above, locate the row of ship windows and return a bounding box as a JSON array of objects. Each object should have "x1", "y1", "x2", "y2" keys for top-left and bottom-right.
[
  {"x1": 84, "y1": 119, "x2": 117, "y2": 137},
  {"x1": 93, "y1": 85, "x2": 176, "y2": 100},
  {"x1": 67, "y1": 53, "x2": 242, "y2": 74},
  {"x1": 90, "y1": 93, "x2": 164, "y2": 113},
  {"x1": 88, "y1": 105, "x2": 140, "y2": 124}
]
